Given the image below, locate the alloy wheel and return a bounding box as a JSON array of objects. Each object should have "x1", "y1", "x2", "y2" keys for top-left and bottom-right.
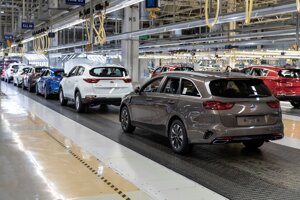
[
  {"x1": 75, "y1": 95, "x2": 80, "y2": 110},
  {"x1": 170, "y1": 124, "x2": 184, "y2": 150},
  {"x1": 121, "y1": 108, "x2": 129, "y2": 130}
]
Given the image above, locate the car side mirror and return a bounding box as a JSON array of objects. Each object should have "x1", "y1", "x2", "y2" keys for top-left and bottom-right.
[
  {"x1": 63, "y1": 73, "x2": 69, "y2": 77},
  {"x1": 134, "y1": 87, "x2": 140, "y2": 94}
]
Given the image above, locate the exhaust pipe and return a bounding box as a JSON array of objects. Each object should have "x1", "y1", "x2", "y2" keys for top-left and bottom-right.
[{"x1": 212, "y1": 139, "x2": 230, "y2": 144}]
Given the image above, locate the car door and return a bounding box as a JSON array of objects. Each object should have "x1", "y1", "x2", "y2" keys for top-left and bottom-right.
[
  {"x1": 176, "y1": 78, "x2": 207, "y2": 139},
  {"x1": 150, "y1": 77, "x2": 181, "y2": 135},
  {"x1": 64, "y1": 66, "x2": 79, "y2": 98},
  {"x1": 130, "y1": 77, "x2": 165, "y2": 129},
  {"x1": 37, "y1": 70, "x2": 48, "y2": 93}
]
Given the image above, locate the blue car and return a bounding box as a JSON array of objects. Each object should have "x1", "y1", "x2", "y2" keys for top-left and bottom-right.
[{"x1": 36, "y1": 68, "x2": 64, "y2": 99}]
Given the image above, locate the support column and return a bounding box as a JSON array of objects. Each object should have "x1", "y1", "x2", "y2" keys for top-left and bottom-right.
[
  {"x1": 121, "y1": 4, "x2": 140, "y2": 85},
  {"x1": 227, "y1": 0, "x2": 236, "y2": 68}
]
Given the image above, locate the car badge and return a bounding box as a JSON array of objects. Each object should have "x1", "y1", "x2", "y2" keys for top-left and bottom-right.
[
  {"x1": 110, "y1": 81, "x2": 114, "y2": 83},
  {"x1": 250, "y1": 104, "x2": 256, "y2": 110}
]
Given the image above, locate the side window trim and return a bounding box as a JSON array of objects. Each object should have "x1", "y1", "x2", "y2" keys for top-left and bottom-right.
[
  {"x1": 77, "y1": 66, "x2": 85, "y2": 76},
  {"x1": 141, "y1": 76, "x2": 165, "y2": 93},
  {"x1": 179, "y1": 78, "x2": 202, "y2": 98},
  {"x1": 69, "y1": 66, "x2": 79, "y2": 77},
  {"x1": 160, "y1": 76, "x2": 181, "y2": 95}
]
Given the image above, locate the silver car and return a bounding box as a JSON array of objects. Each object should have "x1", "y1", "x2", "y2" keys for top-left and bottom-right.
[{"x1": 120, "y1": 71, "x2": 284, "y2": 154}]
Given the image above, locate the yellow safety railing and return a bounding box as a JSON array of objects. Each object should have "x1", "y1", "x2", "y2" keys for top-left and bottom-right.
[
  {"x1": 245, "y1": 0, "x2": 254, "y2": 24},
  {"x1": 93, "y1": 11, "x2": 106, "y2": 45},
  {"x1": 205, "y1": 0, "x2": 220, "y2": 29},
  {"x1": 33, "y1": 35, "x2": 50, "y2": 54},
  {"x1": 297, "y1": 0, "x2": 300, "y2": 12}
]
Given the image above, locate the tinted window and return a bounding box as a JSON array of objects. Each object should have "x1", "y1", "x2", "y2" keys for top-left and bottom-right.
[
  {"x1": 181, "y1": 79, "x2": 200, "y2": 97},
  {"x1": 154, "y1": 67, "x2": 162, "y2": 73},
  {"x1": 210, "y1": 79, "x2": 271, "y2": 98},
  {"x1": 35, "y1": 68, "x2": 42, "y2": 73},
  {"x1": 90, "y1": 67, "x2": 127, "y2": 77},
  {"x1": 174, "y1": 67, "x2": 194, "y2": 71},
  {"x1": 243, "y1": 68, "x2": 252, "y2": 75},
  {"x1": 252, "y1": 68, "x2": 268, "y2": 76},
  {"x1": 279, "y1": 69, "x2": 300, "y2": 78},
  {"x1": 161, "y1": 67, "x2": 168, "y2": 72},
  {"x1": 54, "y1": 70, "x2": 64, "y2": 76},
  {"x1": 77, "y1": 67, "x2": 85, "y2": 76},
  {"x1": 162, "y1": 78, "x2": 180, "y2": 94},
  {"x1": 142, "y1": 77, "x2": 163, "y2": 93},
  {"x1": 69, "y1": 67, "x2": 78, "y2": 77},
  {"x1": 23, "y1": 68, "x2": 30, "y2": 73}
]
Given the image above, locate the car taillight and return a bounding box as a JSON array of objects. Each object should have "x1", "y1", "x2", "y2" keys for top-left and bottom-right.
[
  {"x1": 267, "y1": 101, "x2": 280, "y2": 109},
  {"x1": 123, "y1": 78, "x2": 132, "y2": 83},
  {"x1": 203, "y1": 101, "x2": 235, "y2": 110},
  {"x1": 83, "y1": 78, "x2": 100, "y2": 83}
]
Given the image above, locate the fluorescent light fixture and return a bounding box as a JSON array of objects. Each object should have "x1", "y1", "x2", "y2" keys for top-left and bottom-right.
[{"x1": 0, "y1": 11, "x2": 4, "y2": 14}]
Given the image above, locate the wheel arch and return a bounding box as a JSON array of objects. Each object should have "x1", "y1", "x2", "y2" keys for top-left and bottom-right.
[{"x1": 166, "y1": 115, "x2": 186, "y2": 137}]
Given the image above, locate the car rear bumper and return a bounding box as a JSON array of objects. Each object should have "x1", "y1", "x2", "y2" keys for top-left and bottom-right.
[
  {"x1": 189, "y1": 122, "x2": 284, "y2": 144},
  {"x1": 82, "y1": 97, "x2": 122, "y2": 105},
  {"x1": 276, "y1": 95, "x2": 300, "y2": 101}
]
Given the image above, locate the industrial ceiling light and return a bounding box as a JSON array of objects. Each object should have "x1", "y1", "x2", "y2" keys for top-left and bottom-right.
[{"x1": 0, "y1": 11, "x2": 4, "y2": 14}]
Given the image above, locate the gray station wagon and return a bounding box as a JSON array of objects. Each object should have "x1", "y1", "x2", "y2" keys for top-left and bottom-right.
[{"x1": 120, "y1": 71, "x2": 284, "y2": 154}]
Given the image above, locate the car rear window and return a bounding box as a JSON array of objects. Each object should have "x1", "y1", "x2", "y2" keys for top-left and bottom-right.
[
  {"x1": 278, "y1": 69, "x2": 300, "y2": 78},
  {"x1": 209, "y1": 79, "x2": 272, "y2": 98},
  {"x1": 90, "y1": 67, "x2": 128, "y2": 77},
  {"x1": 54, "y1": 70, "x2": 64, "y2": 76}
]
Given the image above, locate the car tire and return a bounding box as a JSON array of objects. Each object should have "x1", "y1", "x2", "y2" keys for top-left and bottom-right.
[
  {"x1": 35, "y1": 85, "x2": 40, "y2": 95},
  {"x1": 44, "y1": 89, "x2": 50, "y2": 99},
  {"x1": 59, "y1": 89, "x2": 68, "y2": 106},
  {"x1": 243, "y1": 140, "x2": 264, "y2": 149},
  {"x1": 22, "y1": 81, "x2": 25, "y2": 90},
  {"x1": 75, "y1": 91, "x2": 86, "y2": 113},
  {"x1": 28, "y1": 82, "x2": 33, "y2": 92},
  {"x1": 169, "y1": 119, "x2": 192, "y2": 154},
  {"x1": 290, "y1": 101, "x2": 300, "y2": 109},
  {"x1": 120, "y1": 106, "x2": 136, "y2": 133}
]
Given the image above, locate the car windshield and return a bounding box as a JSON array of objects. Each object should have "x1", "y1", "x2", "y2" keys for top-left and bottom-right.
[
  {"x1": 209, "y1": 79, "x2": 272, "y2": 98},
  {"x1": 35, "y1": 67, "x2": 46, "y2": 73},
  {"x1": 174, "y1": 67, "x2": 194, "y2": 71},
  {"x1": 90, "y1": 67, "x2": 128, "y2": 77},
  {"x1": 279, "y1": 69, "x2": 300, "y2": 78},
  {"x1": 54, "y1": 70, "x2": 64, "y2": 76}
]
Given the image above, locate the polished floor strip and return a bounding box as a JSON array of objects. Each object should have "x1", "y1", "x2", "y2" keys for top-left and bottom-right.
[{"x1": 0, "y1": 96, "x2": 152, "y2": 200}]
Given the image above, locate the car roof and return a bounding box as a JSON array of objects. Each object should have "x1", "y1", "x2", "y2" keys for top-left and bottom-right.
[
  {"x1": 78, "y1": 64, "x2": 125, "y2": 69},
  {"x1": 245, "y1": 65, "x2": 283, "y2": 71},
  {"x1": 49, "y1": 68, "x2": 64, "y2": 72},
  {"x1": 160, "y1": 71, "x2": 253, "y2": 80}
]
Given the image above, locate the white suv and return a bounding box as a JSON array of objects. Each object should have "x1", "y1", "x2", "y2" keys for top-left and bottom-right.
[
  {"x1": 13, "y1": 65, "x2": 32, "y2": 87},
  {"x1": 59, "y1": 64, "x2": 133, "y2": 112},
  {"x1": 4, "y1": 63, "x2": 26, "y2": 83}
]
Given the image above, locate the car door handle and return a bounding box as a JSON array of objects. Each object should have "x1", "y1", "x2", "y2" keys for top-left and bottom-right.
[
  {"x1": 146, "y1": 98, "x2": 152, "y2": 101},
  {"x1": 168, "y1": 100, "x2": 175, "y2": 104}
]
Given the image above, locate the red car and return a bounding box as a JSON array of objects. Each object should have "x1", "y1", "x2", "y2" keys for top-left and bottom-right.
[
  {"x1": 242, "y1": 66, "x2": 300, "y2": 108},
  {"x1": 151, "y1": 64, "x2": 194, "y2": 78}
]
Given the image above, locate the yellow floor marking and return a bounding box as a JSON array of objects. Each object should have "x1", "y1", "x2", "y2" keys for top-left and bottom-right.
[{"x1": 283, "y1": 119, "x2": 300, "y2": 140}]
